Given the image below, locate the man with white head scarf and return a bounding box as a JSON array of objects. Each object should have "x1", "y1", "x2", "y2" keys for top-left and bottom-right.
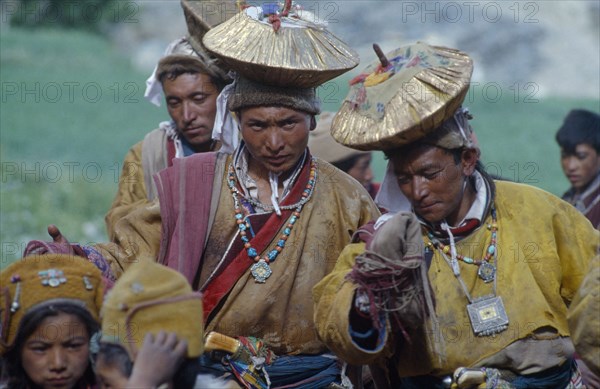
[{"x1": 105, "y1": 36, "x2": 233, "y2": 240}]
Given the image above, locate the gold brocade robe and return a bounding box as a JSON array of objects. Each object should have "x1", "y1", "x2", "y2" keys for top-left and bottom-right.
[
  {"x1": 313, "y1": 180, "x2": 599, "y2": 376},
  {"x1": 97, "y1": 155, "x2": 380, "y2": 355},
  {"x1": 105, "y1": 128, "x2": 171, "y2": 240}
]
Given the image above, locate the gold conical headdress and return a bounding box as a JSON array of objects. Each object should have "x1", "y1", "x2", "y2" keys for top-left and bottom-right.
[
  {"x1": 181, "y1": 0, "x2": 240, "y2": 53},
  {"x1": 331, "y1": 42, "x2": 473, "y2": 151},
  {"x1": 202, "y1": 3, "x2": 359, "y2": 88}
]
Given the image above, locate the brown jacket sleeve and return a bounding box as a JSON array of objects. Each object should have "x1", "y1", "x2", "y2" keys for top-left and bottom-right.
[{"x1": 96, "y1": 199, "x2": 162, "y2": 279}]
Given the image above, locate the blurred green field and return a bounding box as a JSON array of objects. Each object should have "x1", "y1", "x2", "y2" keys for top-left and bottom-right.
[
  {"x1": 1, "y1": 28, "x2": 168, "y2": 267},
  {"x1": 1, "y1": 27, "x2": 599, "y2": 266}
]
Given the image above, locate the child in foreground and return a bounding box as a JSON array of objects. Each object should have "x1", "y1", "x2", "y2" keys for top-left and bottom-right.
[
  {"x1": 0, "y1": 254, "x2": 104, "y2": 389},
  {"x1": 96, "y1": 259, "x2": 233, "y2": 389}
]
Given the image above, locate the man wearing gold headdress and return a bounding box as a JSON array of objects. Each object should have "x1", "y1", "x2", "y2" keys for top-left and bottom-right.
[
  {"x1": 39, "y1": 1, "x2": 379, "y2": 385},
  {"x1": 313, "y1": 42, "x2": 599, "y2": 388},
  {"x1": 48, "y1": 75, "x2": 378, "y2": 387}
]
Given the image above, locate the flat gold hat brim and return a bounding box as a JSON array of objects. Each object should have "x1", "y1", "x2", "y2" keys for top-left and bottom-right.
[
  {"x1": 203, "y1": 11, "x2": 359, "y2": 88},
  {"x1": 331, "y1": 43, "x2": 473, "y2": 151}
]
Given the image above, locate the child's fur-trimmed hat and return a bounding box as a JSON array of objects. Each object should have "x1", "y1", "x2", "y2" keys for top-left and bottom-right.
[
  {"x1": 0, "y1": 254, "x2": 104, "y2": 355},
  {"x1": 100, "y1": 260, "x2": 204, "y2": 359}
]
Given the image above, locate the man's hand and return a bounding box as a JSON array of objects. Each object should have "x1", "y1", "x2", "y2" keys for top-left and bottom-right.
[
  {"x1": 127, "y1": 331, "x2": 187, "y2": 388},
  {"x1": 48, "y1": 224, "x2": 70, "y2": 244},
  {"x1": 21, "y1": 224, "x2": 76, "y2": 257}
]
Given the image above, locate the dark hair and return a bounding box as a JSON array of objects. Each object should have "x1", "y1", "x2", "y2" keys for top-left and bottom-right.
[
  {"x1": 383, "y1": 141, "x2": 427, "y2": 161},
  {"x1": 94, "y1": 349, "x2": 211, "y2": 388},
  {"x1": 159, "y1": 66, "x2": 228, "y2": 92},
  {"x1": 95, "y1": 343, "x2": 133, "y2": 378},
  {"x1": 555, "y1": 109, "x2": 600, "y2": 154},
  {"x1": 1, "y1": 303, "x2": 99, "y2": 389},
  {"x1": 332, "y1": 154, "x2": 363, "y2": 173},
  {"x1": 439, "y1": 147, "x2": 497, "y2": 199}
]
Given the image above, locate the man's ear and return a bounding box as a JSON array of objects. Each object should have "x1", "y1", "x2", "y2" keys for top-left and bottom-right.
[
  {"x1": 461, "y1": 148, "x2": 479, "y2": 176},
  {"x1": 309, "y1": 115, "x2": 317, "y2": 131}
]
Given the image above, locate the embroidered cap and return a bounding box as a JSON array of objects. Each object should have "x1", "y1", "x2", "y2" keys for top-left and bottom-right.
[
  {"x1": 100, "y1": 259, "x2": 204, "y2": 359},
  {"x1": 0, "y1": 254, "x2": 104, "y2": 355}
]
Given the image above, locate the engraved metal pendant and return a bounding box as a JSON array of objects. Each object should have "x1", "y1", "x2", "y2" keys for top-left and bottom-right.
[
  {"x1": 250, "y1": 260, "x2": 272, "y2": 283},
  {"x1": 467, "y1": 295, "x2": 509, "y2": 336},
  {"x1": 477, "y1": 261, "x2": 496, "y2": 283}
]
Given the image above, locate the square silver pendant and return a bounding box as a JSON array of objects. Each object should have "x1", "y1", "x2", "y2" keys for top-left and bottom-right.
[{"x1": 467, "y1": 295, "x2": 509, "y2": 336}]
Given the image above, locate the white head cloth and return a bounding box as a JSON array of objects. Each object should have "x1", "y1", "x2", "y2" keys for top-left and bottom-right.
[{"x1": 144, "y1": 37, "x2": 187, "y2": 107}]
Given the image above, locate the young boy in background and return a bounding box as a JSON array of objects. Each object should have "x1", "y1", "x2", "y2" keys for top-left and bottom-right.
[{"x1": 556, "y1": 109, "x2": 600, "y2": 228}]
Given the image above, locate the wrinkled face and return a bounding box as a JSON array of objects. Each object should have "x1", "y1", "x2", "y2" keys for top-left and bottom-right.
[
  {"x1": 560, "y1": 143, "x2": 600, "y2": 192},
  {"x1": 347, "y1": 154, "x2": 374, "y2": 190},
  {"x1": 391, "y1": 145, "x2": 477, "y2": 225},
  {"x1": 95, "y1": 357, "x2": 130, "y2": 389},
  {"x1": 163, "y1": 73, "x2": 219, "y2": 152},
  {"x1": 21, "y1": 312, "x2": 90, "y2": 389},
  {"x1": 239, "y1": 106, "x2": 313, "y2": 175}
]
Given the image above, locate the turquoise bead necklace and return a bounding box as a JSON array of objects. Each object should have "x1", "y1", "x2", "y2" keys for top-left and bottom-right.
[{"x1": 227, "y1": 158, "x2": 317, "y2": 283}]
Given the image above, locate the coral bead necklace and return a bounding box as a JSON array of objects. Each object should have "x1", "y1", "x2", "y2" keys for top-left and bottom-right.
[
  {"x1": 426, "y1": 206, "x2": 498, "y2": 283},
  {"x1": 227, "y1": 158, "x2": 317, "y2": 283}
]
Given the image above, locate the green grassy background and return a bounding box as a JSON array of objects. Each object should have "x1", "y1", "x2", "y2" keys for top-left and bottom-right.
[
  {"x1": 1, "y1": 28, "x2": 599, "y2": 267},
  {"x1": 1, "y1": 28, "x2": 168, "y2": 267}
]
